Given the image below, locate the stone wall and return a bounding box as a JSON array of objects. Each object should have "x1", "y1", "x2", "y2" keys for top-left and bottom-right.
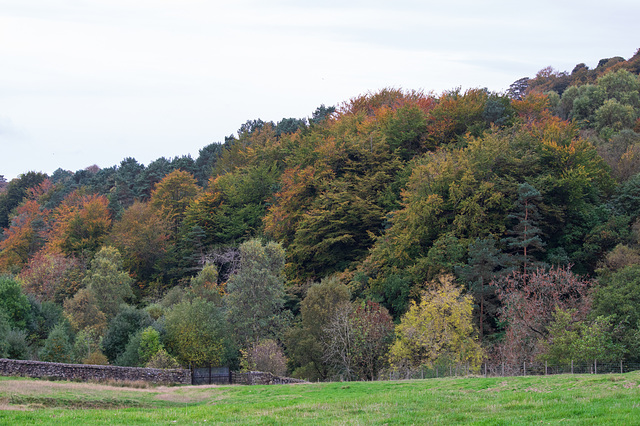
[
  {"x1": 231, "y1": 371, "x2": 307, "y2": 385},
  {"x1": 0, "y1": 358, "x2": 190, "y2": 385}
]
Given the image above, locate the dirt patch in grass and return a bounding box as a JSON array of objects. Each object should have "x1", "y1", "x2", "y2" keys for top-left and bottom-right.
[{"x1": 0, "y1": 379, "x2": 222, "y2": 409}]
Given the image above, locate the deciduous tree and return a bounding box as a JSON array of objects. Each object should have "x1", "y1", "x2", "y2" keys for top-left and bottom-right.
[
  {"x1": 492, "y1": 266, "x2": 592, "y2": 364},
  {"x1": 224, "y1": 239, "x2": 290, "y2": 348},
  {"x1": 164, "y1": 298, "x2": 229, "y2": 367},
  {"x1": 389, "y1": 275, "x2": 484, "y2": 371},
  {"x1": 81, "y1": 246, "x2": 134, "y2": 320}
]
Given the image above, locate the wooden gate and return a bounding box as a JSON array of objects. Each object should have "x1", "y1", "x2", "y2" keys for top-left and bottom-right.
[{"x1": 191, "y1": 365, "x2": 231, "y2": 385}]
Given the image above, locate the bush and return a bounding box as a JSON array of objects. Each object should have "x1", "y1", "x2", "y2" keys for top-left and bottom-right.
[
  {"x1": 40, "y1": 324, "x2": 73, "y2": 363},
  {"x1": 146, "y1": 348, "x2": 181, "y2": 369},
  {"x1": 5, "y1": 329, "x2": 29, "y2": 360},
  {"x1": 241, "y1": 339, "x2": 287, "y2": 376},
  {"x1": 83, "y1": 350, "x2": 109, "y2": 365}
]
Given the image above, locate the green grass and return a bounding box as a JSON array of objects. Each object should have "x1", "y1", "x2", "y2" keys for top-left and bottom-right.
[{"x1": 1, "y1": 372, "x2": 640, "y2": 424}]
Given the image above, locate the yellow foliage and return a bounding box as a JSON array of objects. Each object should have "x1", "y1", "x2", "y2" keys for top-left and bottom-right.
[{"x1": 389, "y1": 275, "x2": 484, "y2": 370}]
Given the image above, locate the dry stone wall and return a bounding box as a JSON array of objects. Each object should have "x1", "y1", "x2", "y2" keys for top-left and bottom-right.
[
  {"x1": 231, "y1": 371, "x2": 307, "y2": 385},
  {"x1": 0, "y1": 358, "x2": 190, "y2": 385}
]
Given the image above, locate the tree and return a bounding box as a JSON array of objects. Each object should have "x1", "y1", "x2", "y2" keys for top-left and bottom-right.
[
  {"x1": 46, "y1": 191, "x2": 111, "y2": 259},
  {"x1": 310, "y1": 104, "x2": 336, "y2": 124},
  {"x1": 111, "y1": 157, "x2": 145, "y2": 212},
  {"x1": 323, "y1": 301, "x2": 394, "y2": 381},
  {"x1": 82, "y1": 246, "x2": 134, "y2": 320},
  {"x1": 592, "y1": 264, "x2": 640, "y2": 360},
  {"x1": 138, "y1": 326, "x2": 162, "y2": 365},
  {"x1": 72, "y1": 329, "x2": 103, "y2": 364},
  {"x1": 240, "y1": 339, "x2": 288, "y2": 376},
  {"x1": 150, "y1": 169, "x2": 200, "y2": 231},
  {"x1": 595, "y1": 99, "x2": 636, "y2": 138},
  {"x1": 189, "y1": 263, "x2": 223, "y2": 304},
  {"x1": 492, "y1": 266, "x2": 592, "y2": 364},
  {"x1": 146, "y1": 348, "x2": 181, "y2": 369},
  {"x1": 18, "y1": 250, "x2": 83, "y2": 303},
  {"x1": 108, "y1": 201, "x2": 170, "y2": 286},
  {"x1": 389, "y1": 275, "x2": 484, "y2": 371},
  {"x1": 540, "y1": 308, "x2": 623, "y2": 364},
  {"x1": 286, "y1": 276, "x2": 351, "y2": 381},
  {"x1": 164, "y1": 298, "x2": 229, "y2": 367},
  {"x1": 4, "y1": 328, "x2": 29, "y2": 360},
  {"x1": 100, "y1": 306, "x2": 152, "y2": 363},
  {"x1": 0, "y1": 186, "x2": 51, "y2": 272},
  {"x1": 0, "y1": 275, "x2": 31, "y2": 330},
  {"x1": 502, "y1": 183, "x2": 546, "y2": 274},
  {"x1": 40, "y1": 323, "x2": 73, "y2": 363},
  {"x1": 0, "y1": 171, "x2": 47, "y2": 230},
  {"x1": 455, "y1": 238, "x2": 508, "y2": 342},
  {"x1": 224, "y1": 239, "x2": 290, "y2": 348},
  {"x1": 63, "y1": 289, "x2": 108, "y2": 335}
]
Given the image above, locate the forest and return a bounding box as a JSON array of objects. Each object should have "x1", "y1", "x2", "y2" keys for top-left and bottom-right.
[{"x1": 1, "y1": 50, "x2": 640, "y2": 381}]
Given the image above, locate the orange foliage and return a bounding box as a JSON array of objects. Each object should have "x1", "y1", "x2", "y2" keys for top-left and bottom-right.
[
  {"x1": 511, "y1": 92, "x2": 553, "y2": 123},
  {"x1": 46, "y1": 191, "x2": 111, "y2": 257},
  {"x1": 0, "y1": 199, "x2": 49, "y2": 271},
  {"x1": 264, "y1": 166, "x2": 319, "y2": 244}
]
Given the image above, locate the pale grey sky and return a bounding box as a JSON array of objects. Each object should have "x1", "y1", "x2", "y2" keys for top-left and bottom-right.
[{"x1": 1, "y1": 0, "x2": 638, "y2": 180}]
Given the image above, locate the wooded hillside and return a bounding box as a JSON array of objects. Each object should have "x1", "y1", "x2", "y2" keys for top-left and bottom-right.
[{"x1": 1, "y1": 49, "x2": 640, "y2": 381}]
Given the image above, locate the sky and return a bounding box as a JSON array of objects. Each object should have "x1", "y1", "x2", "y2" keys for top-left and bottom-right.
[{"x1": 1, "y1": 0, "x2": 639, "y2": 181}]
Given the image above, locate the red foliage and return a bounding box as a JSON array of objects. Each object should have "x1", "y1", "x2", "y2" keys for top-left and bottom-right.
[
  {"x1": 19, "y1": 249, "x2": 83, "y2": 303},
  {"x1": 492, "y1": 266, "x2": 592, "y2": 364}
]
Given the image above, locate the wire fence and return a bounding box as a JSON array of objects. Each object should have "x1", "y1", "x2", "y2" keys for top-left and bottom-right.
[{"x1": 385, "y1": 361, "x2": 640, "y2": 381}]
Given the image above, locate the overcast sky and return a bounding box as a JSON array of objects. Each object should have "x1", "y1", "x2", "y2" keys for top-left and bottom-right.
[{"x1": 1, "y1": 1, "x2": 638, "y2": 181}]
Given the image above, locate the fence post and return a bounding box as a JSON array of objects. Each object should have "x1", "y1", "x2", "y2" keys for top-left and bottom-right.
[
  {"x1": 421, "y1": 366, "x2": 424, "y2": 380},
  {"x1": 436, "y1": 366, "x2": 438, "y2": 378},
  {"x1": 523, "y1": 362, "x2": 526, "y2": 376},
  {"x1": 621, "y1": 360, "x2": 624, "y2": 374},
  {"x1": 501, "y1": 363, "x2": 504, "y2": 377},
  {"x1": 594, "y1": 360, "x2": 597, "y2": 375},
  {"x1": 484, "y1": 362, "x2": 487, "y2": 377},
  {"x1": 545, "y1": 361, "x2": 547, "y2": 376},
  {"x1": 571, "y1": 360, "x2": 573, "y2": 375}
]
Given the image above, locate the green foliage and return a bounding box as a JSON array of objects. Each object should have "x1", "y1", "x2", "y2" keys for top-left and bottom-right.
[
  {"x1": 82, "y1": 246, "x2": 134, "y2": 320},
  {"x1": 164, "y1": 297, "x2": 229, "y2": 367},
  {"x1": 146, "y1": 348, "x2": 181, "y2": 369},
  {"x1": 0, "y1": 275, "x2": 31, "y2": 330},
  {"x1": 138, "y1": 326, "x2": 162, "y2": 365},
  {"x1": 614, "y1": 172, "x2": 640, "y2": 217},
  {"x1": 183, "y1": 164, "x2": 279, "y2": 249},
  {"x1": 40, "y1": 324, "x2": 73, "y2": 363},
  {"x1": 188, "y1": 263, "x2": 222, "y2": 304},
  {"x1": 455, "y1": 237, "x2": 508, "y2": 341},
  {"x1": 115, "y1": 330, "x2": 143, "y2": 367},
  {"x1": 101, "y1": 306, "x2": 152, "y2": 363},
  {"x1": 225, "y1": 239, "x2": 290, "y2": 348},
  {"x1": 592, "y1": 264, "x2": 640, "y2": 361},
  {"x1": 72, "y1": 329, "x2": 102, "y2": 364},
  {"x1": 4, "y1": 328, "x2": 29, "y2": 360},
  {"x1": 541, "y1": 308, "x2": 624, "y2": 364},
  {"x1": 287, "y1": 276, "x2": 351, "y2": 381},
  {"x1": 63, "y1": 288, "x2": 108, "y2": 335}
]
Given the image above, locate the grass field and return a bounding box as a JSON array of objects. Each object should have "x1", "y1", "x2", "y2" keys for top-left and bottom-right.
[{"x1": 1, "y1": 372, "x2": 640, "y2": 425}]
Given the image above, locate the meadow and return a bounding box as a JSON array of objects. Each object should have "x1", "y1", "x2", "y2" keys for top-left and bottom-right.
[{"x1": 1, "y1": 372, "x2": 640, "y2": 425}]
